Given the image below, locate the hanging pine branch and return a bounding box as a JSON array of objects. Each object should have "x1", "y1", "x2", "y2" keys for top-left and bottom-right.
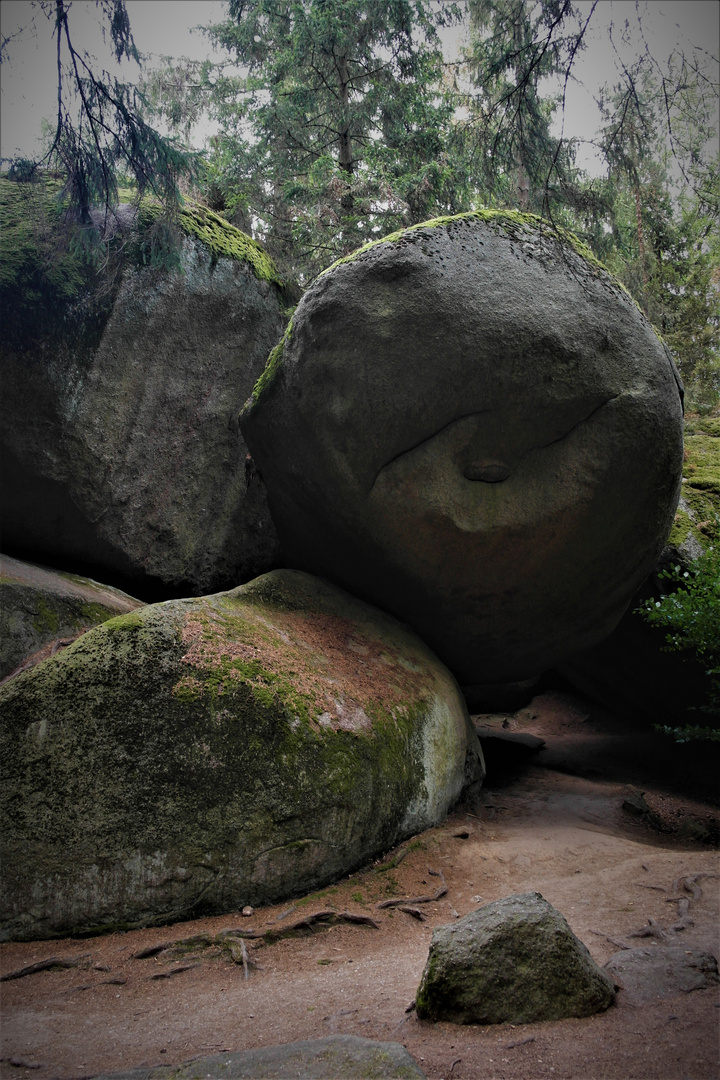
[{"x1": 2, "y1": 1, "x2": 200, "y2": 223}]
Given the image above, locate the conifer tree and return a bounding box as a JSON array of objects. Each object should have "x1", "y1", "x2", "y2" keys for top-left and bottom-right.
[{"x1": 198, "y1": 0, "x2": 464, "y2": 281}]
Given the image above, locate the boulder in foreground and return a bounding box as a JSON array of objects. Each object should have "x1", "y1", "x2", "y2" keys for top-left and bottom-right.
[
  {"x1": 415, "y1": 892, "x2": 615, "y2": 1024},
  {"x1": 91, "y1": 1035, "x2": 426, "y2": 1079},
  {"x1": 0, "y1": 569, "x2": 482, "y2": 941}
]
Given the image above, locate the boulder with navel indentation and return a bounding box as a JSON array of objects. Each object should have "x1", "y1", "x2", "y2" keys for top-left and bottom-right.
[{"x1": 241, "y1": 212, "x2": 684, "y2": 693}]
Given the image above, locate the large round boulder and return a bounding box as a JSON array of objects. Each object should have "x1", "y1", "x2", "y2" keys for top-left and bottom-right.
[
  {"x1": 0, "y1": 179, "x2": 284, "y2": 597},
  {"x1": 0, "y1": 569, "x2": 482, "y2": 941},
  {"x1": 241, "y1": 212, "x2": 684, "y2": 691}
]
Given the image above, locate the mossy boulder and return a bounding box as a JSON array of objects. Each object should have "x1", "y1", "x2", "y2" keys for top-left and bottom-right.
[
  {"x1": 241, "y1": 212, "x2": 683, "y2": 692},
  {"x1": 0, "y1": 177, "x2": 285, "y2": 597},
  {"x1": 0, "y1": 569, "x2": 482, "y2": 941},
  {"x1": 0, "y1": 553, "x2": 143, "y2": 680},
  {"x1": 415, "y1": 892, "x2": 615, "y2": 1025},
  {"x1": 560, "y1": 412, "x2": 719, "y2": 723},
  {"x1": 669, "y1": 414, "x2": 720, "y2": 554}
]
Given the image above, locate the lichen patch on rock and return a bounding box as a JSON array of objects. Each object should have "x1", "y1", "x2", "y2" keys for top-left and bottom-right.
[{"x1": 177, "y1": 596, "x2": 435, "y2": 735}]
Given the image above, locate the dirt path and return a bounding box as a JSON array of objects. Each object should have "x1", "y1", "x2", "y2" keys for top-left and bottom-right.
[{"x1": 2, "y1": 692, "x2": 718, "y2": 1080}]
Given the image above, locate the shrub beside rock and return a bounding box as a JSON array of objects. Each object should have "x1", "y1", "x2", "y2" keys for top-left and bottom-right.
[
  {"x1": 0, "y1": 569, "x2": 482, "y2": 941},
  {"x1": 415, "y1": 892, "x2": 615, "y2": 1024}
]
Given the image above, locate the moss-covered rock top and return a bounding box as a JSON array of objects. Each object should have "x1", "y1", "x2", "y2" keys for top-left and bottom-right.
[
  {"x1": 0, "y1": 569, "x2": 479, "y2": 940},
  {"x1": 0, "y1": 176, "x2": 282, "y2": 293},
  {"x1": 319, "y1": 208, "x2": 611, "y2": 282},
  {"x1": 173, "y1": 570, "x2": 441, "y2": 729},
  {"x1": 0, "y1": 176, "x2": 88, "y2": 298},
  {"x1": 246, "y1": 208, "x2": 634, "y2": 417},
  {"x1": 0, "y1": 554, "x2": 143, "y2": 681},
  {"x1": 138, "y1": 197, "x2": 283, "y2": 285}
]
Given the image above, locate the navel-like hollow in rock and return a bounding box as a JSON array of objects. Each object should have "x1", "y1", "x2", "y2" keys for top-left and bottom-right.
[{"x1": 241, "y1": 212, "x2": 684, "y2": 686}]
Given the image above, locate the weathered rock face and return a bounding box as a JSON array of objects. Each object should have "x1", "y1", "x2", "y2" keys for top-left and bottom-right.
[
  {"x1": 0, "y1": 569, "x2": 482, "y2": 941},
  {"x1": 415, "y1": 892, "x2": 615, "y2": 1025},
  {"x1": 242, "y1": 212, "x2": 684, "y2": 689},
  {"x1": 0, "y1": 179, "x2": 284, "y2": 597},
  {"x1": 0, "y1": 554, "x2": 143, "y2": 680}
]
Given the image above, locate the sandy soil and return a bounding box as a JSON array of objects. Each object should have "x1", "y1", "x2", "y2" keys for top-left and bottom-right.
[{"x1": 2, "y1": 691, "x2": 719, "y2": 1080}]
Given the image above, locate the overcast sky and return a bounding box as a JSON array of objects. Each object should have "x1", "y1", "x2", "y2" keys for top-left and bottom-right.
[{"x1": 1, "y1": 0, "x2": 718, "y2": 176}]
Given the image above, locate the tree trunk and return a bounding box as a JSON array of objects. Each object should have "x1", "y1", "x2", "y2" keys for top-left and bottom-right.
[
  {"x1": 516, "y1": 157, "x2": 530, "y2": 208},
  {"x1": 337, "y1": 54, "x2": 354, "y2": 216},
  {"x1": 633, "y1": 175, "x2": 649, "y2": 311}
]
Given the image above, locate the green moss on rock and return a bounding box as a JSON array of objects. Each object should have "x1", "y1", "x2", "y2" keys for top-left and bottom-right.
[
  {"x1": 137, "y1": 197, "x2": 283, "y2": 285},
  {"x1": 319, "y1": 208, "x2": 613, "y2": 282},
  {"x1": 0, "y1": 555, "x2": 144, "y2": 681},
  {"x1": 670, "y1": 415, "x2": 720, "y2": 549},
  {"x1": 0, "y1": 176, "x2": 95, "y2": 318},
  {"x1": 0, "y1": 569, "x2": 479, "y2": 941},
  {"x1": 0, "y1": 176, "x2": 282, "y2": 297},
  {"x1": 667, "y1": 508, "x2": 694, "y2": 548},
  {"x1": 243, "y1": 318, "x2": 294, "y2": 416}
]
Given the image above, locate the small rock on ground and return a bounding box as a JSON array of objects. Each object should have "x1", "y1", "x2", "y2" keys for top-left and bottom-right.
[{"x1": 415, "y1": 891, "x2": 615, "y2": 1024}]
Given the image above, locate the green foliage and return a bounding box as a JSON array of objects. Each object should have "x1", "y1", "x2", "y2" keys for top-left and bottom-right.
[
  {"x1": 561, "y1": 63, "x2": 720, "y2": 411},
  {"x1": 458, "y1": 0, "x2": 587, "y2": 215},
  {"x1": 3, "y1": 1, "x2": 200, "y2": 227},
  {"x1": 641, "y1": 543, "x2": 720, "y2": 732},
  {"x1": 654, "y1": 724, "x2": 720, "y2": 744},
  {"x1": 186, "y1": 0, "x2": 465, "y2": 282}
]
